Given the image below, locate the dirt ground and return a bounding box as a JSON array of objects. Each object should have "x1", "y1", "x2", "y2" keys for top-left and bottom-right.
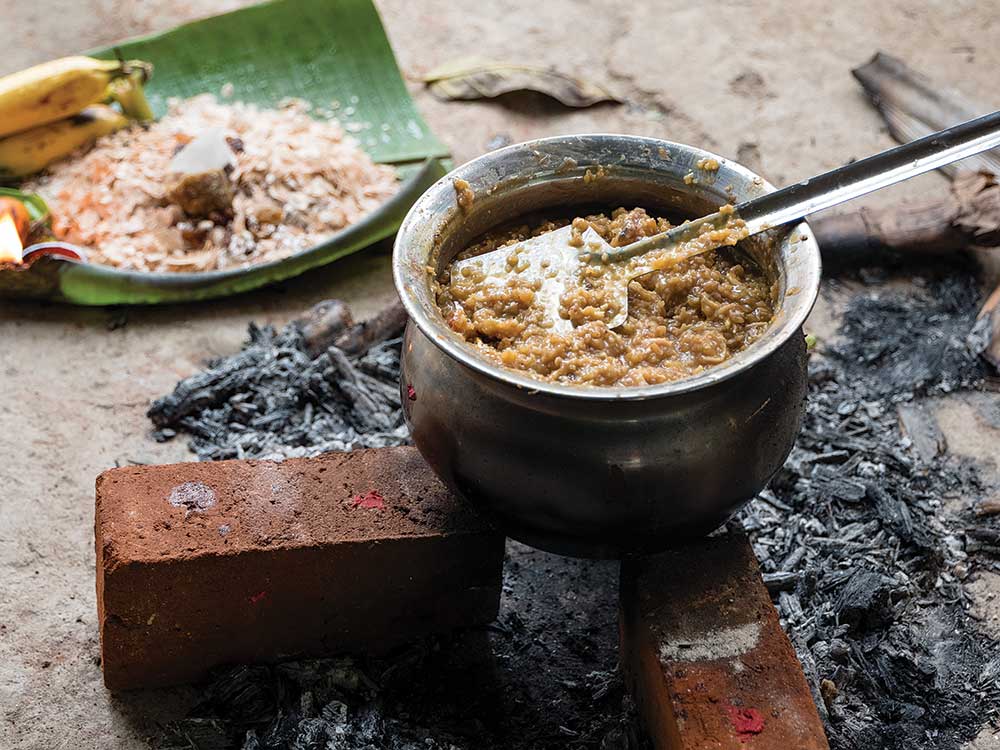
[{"x1": 1, "y1": 1, "x2": 999, "y2": 748}]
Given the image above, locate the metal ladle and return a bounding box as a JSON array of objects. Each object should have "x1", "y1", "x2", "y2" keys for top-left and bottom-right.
[{"x1": 451, "y1": 110, "x2": 1000, "y2": 332}]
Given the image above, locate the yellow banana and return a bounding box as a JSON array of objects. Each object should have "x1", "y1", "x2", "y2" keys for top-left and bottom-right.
[
  {"x1": 109, "y1": 71, "x2": 155, "y2": 122},
  {"x1": 0, "y1": 105, "x2": 129, "y2": 179},
  {"x1": 0, "y1": 56, "x2": 150, "y2": 138}
]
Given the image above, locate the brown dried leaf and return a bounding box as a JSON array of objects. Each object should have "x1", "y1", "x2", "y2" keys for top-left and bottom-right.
[{"x1": 422, "y1": 57, "x2": 621, "y2": 108}]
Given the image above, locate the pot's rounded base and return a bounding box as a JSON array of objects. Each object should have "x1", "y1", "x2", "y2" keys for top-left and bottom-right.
[
  {"x1": 466, "y1": 499, "x2": 739, "y2": 559},
  {"x1": 402, "y1": 322, "x2": 807, "y2": 561}
]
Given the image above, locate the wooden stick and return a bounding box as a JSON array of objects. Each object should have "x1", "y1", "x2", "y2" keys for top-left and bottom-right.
[
  {"x1": 811, "y1": 170, "x2": 1000, "y2": 262},
  {"x1": 852, "y1": 52, "x2": 1000, "y2": 179},
  {"x1": 333, "y1": 299, "x2": 408, "y2": 356},
  {"x1": 976, "y1": 277, "x2": 1000, "y2": 370},
  {"x1": 298, "y1": 297, "x2": 409, "y2": 357},
  {"x1": 851, "y1": 53, "x2": 1000, "y2": 369}
]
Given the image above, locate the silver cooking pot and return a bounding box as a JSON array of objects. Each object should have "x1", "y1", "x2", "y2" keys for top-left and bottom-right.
[{"x1": 393, "y1": 134, "x2": 821, "y2": 558}]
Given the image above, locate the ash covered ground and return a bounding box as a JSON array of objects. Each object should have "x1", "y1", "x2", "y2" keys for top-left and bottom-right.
[
  {"x1": 152, "y1": 256, "x2": 1000, "y2": 750},
  {"x1": 159, "y1": 547, "x2": 637, "y2": 750},
  {"x1": 741, "y1": 259, "x2": 1000, "y2": 750}
]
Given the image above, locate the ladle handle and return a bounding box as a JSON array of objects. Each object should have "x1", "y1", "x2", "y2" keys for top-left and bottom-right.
[{"x1": 737, "y1": 109, "x2": 1000, "y2": 234}]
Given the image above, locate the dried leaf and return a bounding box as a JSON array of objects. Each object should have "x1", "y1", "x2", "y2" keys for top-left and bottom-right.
[{"x1": 423, "y1": 57, "x2": 621, "y2": 108}]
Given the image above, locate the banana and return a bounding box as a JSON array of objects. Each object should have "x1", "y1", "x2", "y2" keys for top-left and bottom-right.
[
  {"x1": 0, "y1": 56, "x2": 150, "y2": 138},
  {"x1": 109, "y1": 70, "x2": 155, "y2": 122},
  {"x1": 0, "y1": 105, "x2": 130, "y2": 180}
]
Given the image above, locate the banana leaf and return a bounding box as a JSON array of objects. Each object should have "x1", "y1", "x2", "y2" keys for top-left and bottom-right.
[
  {"x1": 0, "y1": 188, "x2": 50, "y2": 223},
  {"x1": 4, "y1": 0, "x2": 449, "y2": 305}
]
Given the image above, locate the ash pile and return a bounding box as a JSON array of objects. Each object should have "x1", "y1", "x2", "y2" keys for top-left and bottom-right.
[
  {"x1": 151, "y1": 260, "x2": 1000, "y2": 750},
  {"x1": 160, "y1": 657, "x2": 475, "y2": 750},
  {"x1": 158, "y1": 551, "x2": 637, "y2": 750},
  {"x1": 151, "y1": 301, "x2": 640, "y2": 750},
  {"x1": 740, "y1": 262, "x2": 1000, "y2": 750},
  {"x1": 149, "y1": 300, "x2": 411, "y2": 460}
]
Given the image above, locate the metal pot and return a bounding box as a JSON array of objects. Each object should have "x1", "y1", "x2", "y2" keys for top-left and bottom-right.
[{"x1": 393, "y1": 134, "x2": 821, "y2": 558}]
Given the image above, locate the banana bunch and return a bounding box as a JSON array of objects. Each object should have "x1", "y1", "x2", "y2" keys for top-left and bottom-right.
[{"x1": 0, "y1": 56, "x2": 154, "y2": 180}]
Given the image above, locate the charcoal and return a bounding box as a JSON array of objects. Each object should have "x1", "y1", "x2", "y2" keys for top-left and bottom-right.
[
  {"x1": 153, "y1": 261, "x2": 1000, "y2": 750},
  {"x1": 833, "y1": 568, "x2": 897, "y2": 632},
  {"x1": 739, "y1": 261, "x2": 1000, "y2": 750},
  {"x1": 287, "y1": 718, "x2": 330, "y2": 750},
  {"x1": 319, "y1": 701, "x2": 348, "y2": 724},
  {"x1": 967, "y1": 525, "x2": 1000, "y2": 547},
  {"x1": 825, "y1": 267, "x2": 990, "y2": 399},
  {"x1": 331, "y1": 300, "x2": 408, "y2": 356},
  {"x1": 148, "y1": 300, "x2": 409, "y2": 461},
  {"x1": 762, "y1": 570, "x2": 800, "y2": 593},
  {"x1": 352, "y1": 704, "x2": 386, "y2": 745},
  {"x1": 161, "y1": 718, "x2": 233, "y2": 750},
  {"x1": 813, "y1": 467, "x2": 867, "y2": 502},
  {"x1": 297, "y1": 299, "x2": 354, "y2": 356},
  {"x1": 200, "y1": 665, "x2": 280, "y2": 724}
]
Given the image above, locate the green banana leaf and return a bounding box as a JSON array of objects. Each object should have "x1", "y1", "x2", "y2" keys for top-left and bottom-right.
[
  {"x1": 0, "y1": 188, "x2": 50, "y2": 223},
  {"x1": 5, "y1": 0, "x2": 449, "y2": 305}
]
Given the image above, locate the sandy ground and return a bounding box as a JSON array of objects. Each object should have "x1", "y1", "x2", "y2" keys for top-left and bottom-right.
[{"x1": 1, "y1": 1, "x2": 999, "y2": 747}]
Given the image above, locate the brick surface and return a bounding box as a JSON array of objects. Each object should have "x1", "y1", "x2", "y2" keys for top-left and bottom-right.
[
  {"x1": 620, "y1": 535, "x2": 829, "y2": 750},
  {"x1": 95, "y1": 446, "x2": 505, "y2": 691}
]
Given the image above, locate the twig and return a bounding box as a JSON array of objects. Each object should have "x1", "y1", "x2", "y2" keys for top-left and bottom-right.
[
  {"x1": 852, "y1": 52, "x2": 1000, "y2": 179},
  {"x1": 810, "y1": 170, "x2": 1000, "y2": 263}
]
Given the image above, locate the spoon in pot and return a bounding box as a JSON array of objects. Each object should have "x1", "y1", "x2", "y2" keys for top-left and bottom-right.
[{"x1": 450, "y1": 109, "x2": 1000, "y2": 333}]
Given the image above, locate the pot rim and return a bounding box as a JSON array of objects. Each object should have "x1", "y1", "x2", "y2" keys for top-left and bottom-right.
[{"x1": 392, "y1": 133, "x2": 821, "y2": 402}]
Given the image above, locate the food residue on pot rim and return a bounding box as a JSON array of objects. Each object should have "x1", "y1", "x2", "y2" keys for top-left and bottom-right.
[{"x1": 452, "y1": 178, "x2": 474, "y2": 212}]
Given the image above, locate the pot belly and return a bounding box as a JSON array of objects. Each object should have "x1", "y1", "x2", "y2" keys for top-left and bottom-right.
[{"x1": 402, "y1": 323, "x2": 807, "y2": 558}]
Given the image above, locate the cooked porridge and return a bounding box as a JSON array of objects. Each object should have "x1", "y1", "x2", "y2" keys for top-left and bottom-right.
[{"x1": 436, "y1": 206, "x2": 775, "y2": 387}]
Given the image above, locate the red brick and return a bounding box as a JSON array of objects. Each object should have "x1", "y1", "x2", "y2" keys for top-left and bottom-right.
[
  {"x1": 95, "y1": 446, "x2": 504, "y2": 690},
  {"x1": 620, "y1": 535, "x2": 829, "y2": 750}
]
